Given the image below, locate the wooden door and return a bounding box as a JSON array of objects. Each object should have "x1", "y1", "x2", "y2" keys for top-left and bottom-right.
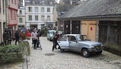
[{"x1": 88, "y1": 24, "x2": 96, "y2": 41}]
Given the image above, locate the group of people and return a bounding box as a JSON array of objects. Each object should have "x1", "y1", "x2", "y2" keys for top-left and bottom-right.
[
  {"x1": 2, "y1": 27, "x2": 62, "y2": 52},
  {"x1": 31, "y1": 29, "x2": 62, "y2": 51},
  {"x1": 3, "y1": 28, "x2": 31, "y2": 45}
]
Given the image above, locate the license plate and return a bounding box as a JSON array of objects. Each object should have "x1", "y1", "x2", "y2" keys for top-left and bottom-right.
[{"x1": 96, "y1": 46, "x2": 99, "y2": 49}]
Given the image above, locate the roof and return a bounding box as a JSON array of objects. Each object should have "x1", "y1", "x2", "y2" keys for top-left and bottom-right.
[
  {"x1": 25, "y1": 0, "x2": 56, "y2": 6},
  {"x1": 61, "y1": 0, "x2": 121, "y2": 19}
]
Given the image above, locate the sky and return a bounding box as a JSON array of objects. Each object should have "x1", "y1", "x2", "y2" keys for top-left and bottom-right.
[{"x1": 55, "y1": 0, "x2": 60, "y2": 3}]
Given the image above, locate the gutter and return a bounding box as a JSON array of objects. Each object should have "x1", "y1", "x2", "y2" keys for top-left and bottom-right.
[{"x1": 59, "y1": 14, "x2": 121, "y2": 20}]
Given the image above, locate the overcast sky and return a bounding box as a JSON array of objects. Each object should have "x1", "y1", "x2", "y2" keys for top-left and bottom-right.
[{"x1": 55, "y1": 0, "x2": 60, "y2": 3}]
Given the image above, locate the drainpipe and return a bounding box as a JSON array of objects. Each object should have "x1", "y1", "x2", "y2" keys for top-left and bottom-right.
[{"x1": 70, "y1": 20, "x2": 72, "y2": 34}]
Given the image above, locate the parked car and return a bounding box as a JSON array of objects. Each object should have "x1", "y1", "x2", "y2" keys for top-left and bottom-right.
[
  {"x1": 57, "y1": 34, "x2": 103, "y2": 57},
  {"x1": 47, "y1": 30, "x2": 56, "y2": 40}
]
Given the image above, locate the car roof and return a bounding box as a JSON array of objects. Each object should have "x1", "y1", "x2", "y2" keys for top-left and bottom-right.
[{"x1": 48, "y1": 30, "x2": 56, "y2": 32}]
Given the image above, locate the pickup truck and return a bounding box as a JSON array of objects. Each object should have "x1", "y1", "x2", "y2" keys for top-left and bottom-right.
[{"x1": 57, "y1": 34, "x2": 103, "y2": 57}]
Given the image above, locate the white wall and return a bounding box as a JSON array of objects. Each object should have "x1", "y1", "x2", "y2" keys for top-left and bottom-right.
[
  {"x1": 25, "y1": 5, "x2": 54, "y2": 29},
  {"x1": 18, "y1": 9, "x2": 26, "y2": 26}
]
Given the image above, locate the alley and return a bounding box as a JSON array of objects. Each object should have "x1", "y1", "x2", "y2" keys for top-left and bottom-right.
[{"x1": 27, "y1": 37, "x2": 121, "y2": 69}]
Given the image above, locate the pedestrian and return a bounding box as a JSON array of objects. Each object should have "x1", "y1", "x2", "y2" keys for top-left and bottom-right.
[
  {"x1": 31, "y1": 29, "x2": 38, "y2": 49},
  {"x1": 15, "y1": 30, "x2": 20, "y2": 45},
  {"x1": 52, "y1": 31, "x2": 59, "y2": 51},
  {"x1": 37, "y1": 29, "x2": 42, "y2": 49},
  {"x1": 8, "y1": 29, "x2": 12, "y2": 44},
  {"x1": 3, "y1": 29, "x2": 9, "y2": 45}
]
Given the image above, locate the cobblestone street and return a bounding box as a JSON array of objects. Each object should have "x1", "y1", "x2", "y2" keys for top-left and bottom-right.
[
  {"x1": 28, "y1": 37, "x2": 121, "y2": 69},
  {"x1": 0, "y1": 37, "x2": 121, "y2": 69}
]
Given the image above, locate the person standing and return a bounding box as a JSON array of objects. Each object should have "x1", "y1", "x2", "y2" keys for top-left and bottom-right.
[
  {"x1": 15, "y1": 30, "x2": 20, "y2": 45},
  {"x1": 52, "y1": 31, "x2": 59, "y2": 51},
  {"x1": 37, "y1": 29, "x2": 42, "y2": 49},
  {"x1": 8, "y1": 30, "x2": 12, "y2": 44},
  {"x1": 3, "y1": 29, "x2": 9, "y2": 45},
  {"x1": 31, "y1": 29, "x2": 38, "y2": 49}
]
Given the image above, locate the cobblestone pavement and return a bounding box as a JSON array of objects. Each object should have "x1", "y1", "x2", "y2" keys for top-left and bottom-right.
[
  {"x1": 27, "y1": 37, "x2": 121, "y2": 69},
  {"x1": 0, "y1": 37, "x2": 121, "y2": 69}
]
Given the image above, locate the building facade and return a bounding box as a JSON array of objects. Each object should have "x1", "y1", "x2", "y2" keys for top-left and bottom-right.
[
  {"x1": 17, "y1": 7, "x2": 25, "y2": 29},
  {"x1": 0, "y1": 0, "x2": 7, "y2": 43},
  {"x1": 8, "y1": 0, "x2": 18, "y2": 30},
  {"x1": 18, "y1": 0, "x2": 25, "y2": 29},
  {"x1": 25, "y1": 0, "x2": 55, "y2": 29},
  {"x1": 25, "y1": 6, "x2": 54, "y2": 29}
]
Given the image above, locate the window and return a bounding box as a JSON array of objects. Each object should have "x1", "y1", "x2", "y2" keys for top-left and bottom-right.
[
  {"x1": 28, "y1": 7, "x2": 32, "y2": 12},
  {"x1": 14, "y1": 11, "x2": 17, "y2": 20},
  {"x1": 19, "y1": 18, "x2": 23, "y2": 23},
  {"x1": 58, "y1": 36, "x2": 67, "y2": 41},
  {"x1": 35, "y1": 15, "x2": 38, "y2": 21},
  {"x1": 69, "y1": 36, "x2": 77, "y2": 41},
  {"x1": 20, "y1": 10, "x2": 22, "y2": 14},
  {"x1": 15, "y1": 0, "x2": 17, "y2": 4},
  {"x1": 41, "y1": 7, "x2": 44, "y2": 12},
  {"x1": 28, "y1": 15, "x2": 32, "y2": 21},
  {"x1": 47, "y1": 8, "x2": 50, "y2": 12},
  {"x1": 11, "y1": 10, "x2": 12, "y2": 19},
  {"x1": 35, "y1": 7, "x2": 38, "y2": 12},
  {"x1": 41, "y1": 15, "x2": 45, "y2": 21},
  {"x1": 47, "y1": 15, "x2": 50, "y2": 21}
]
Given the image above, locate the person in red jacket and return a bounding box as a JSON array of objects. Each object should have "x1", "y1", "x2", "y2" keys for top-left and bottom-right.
[
  {"x1": 52, "y1": 31, "x2": 59, "y2": 51},
  {"x1": 26, "y1": 32, "x2": 31, "y2": 37}
]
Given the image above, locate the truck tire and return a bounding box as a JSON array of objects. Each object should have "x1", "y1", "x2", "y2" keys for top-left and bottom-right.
[{"x1": 82, "y1": 49, "x2": 90, "y2": 57}]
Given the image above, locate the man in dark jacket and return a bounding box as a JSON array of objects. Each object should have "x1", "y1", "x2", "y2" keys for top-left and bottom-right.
[
  {"x1": 37, "y1": 29, "x2": 42, "y2": 49},
  {"x1": 15, "y1": 30, "x2": 20, "y2": 45},
  {"x1": 52, "y1": 31, "x2": 59, "y2": 51}
]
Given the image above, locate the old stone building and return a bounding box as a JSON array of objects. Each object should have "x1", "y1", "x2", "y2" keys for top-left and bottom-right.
[{"x1": 59, "y1": 0, "x2": 121, "y2": 44}]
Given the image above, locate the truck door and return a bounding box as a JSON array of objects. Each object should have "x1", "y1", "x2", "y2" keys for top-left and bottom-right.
[
  {"x1": 68, "y1": 36, "x2": 79, "y2": 52},
  {"x1": 57, "y1": 36, "x2": 69, "y2": 49}
]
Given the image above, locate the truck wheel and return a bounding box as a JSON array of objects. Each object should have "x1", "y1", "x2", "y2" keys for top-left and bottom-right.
[{"x1": 82, "y1": 49, "x2": 90, "y2": 57}]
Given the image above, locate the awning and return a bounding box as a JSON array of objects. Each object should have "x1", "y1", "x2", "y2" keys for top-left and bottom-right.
[{"x1": 8, "y1": 24, "x2": 17, "y2": 27}]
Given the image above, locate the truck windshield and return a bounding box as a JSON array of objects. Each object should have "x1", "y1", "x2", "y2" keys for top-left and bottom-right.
[{"x1": 49, "y1": 32, "x2": 54, "y2": 34}]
